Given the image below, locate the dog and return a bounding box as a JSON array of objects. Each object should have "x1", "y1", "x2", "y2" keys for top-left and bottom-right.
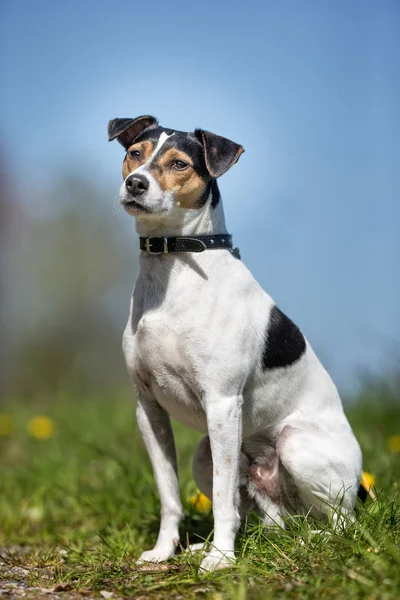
[{"x1": 108, "y1": 115, "x2": 362, "y2": 572}]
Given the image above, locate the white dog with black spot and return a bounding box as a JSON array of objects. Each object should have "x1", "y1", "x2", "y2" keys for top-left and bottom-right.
[{"x1": 108, "y1": 115, "x2": 362, "y2": 572}]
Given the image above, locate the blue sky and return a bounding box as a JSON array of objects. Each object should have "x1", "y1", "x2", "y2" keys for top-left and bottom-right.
[{"x1": 1, "y1": 0, "x2": 399, "y2": 392}]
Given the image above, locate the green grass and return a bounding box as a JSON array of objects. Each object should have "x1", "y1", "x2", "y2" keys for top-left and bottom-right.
[{"x1": 0, "y1": 388, "x2": 399, "y2": 599}]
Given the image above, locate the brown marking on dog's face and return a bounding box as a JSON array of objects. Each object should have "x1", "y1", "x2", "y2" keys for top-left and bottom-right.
[
  {"x1": 149, "y1": 148, "x2": 207, "y2": 209},
  {"x1": 122, "y1": 140, "x2": 154, "y2": 179}
]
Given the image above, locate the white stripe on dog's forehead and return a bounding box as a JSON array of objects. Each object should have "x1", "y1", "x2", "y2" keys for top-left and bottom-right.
[
  {"x1": 129, "y1": 132, "x2": 175, "y2": 180},
  {"x1": 149, "y1": 132, "x2": 175, "y2": 161}
]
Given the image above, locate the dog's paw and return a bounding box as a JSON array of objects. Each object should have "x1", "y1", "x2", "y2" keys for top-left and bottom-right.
[
  {"x1": 185, "y1": 542, "x2": 209, "y2": 555},
  {"x1": 199, "y1": 550, "x2": 236, "y2": 573},
  {"x1": 137, "y1": 547, "x2": 175, "y2": 564}
]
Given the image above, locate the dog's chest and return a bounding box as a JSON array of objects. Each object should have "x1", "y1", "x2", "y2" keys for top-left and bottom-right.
[
  {"x1": 124, "y1": 288, "x2": 208, "y2": 432},
  {"x1": 123, "y1": 252, "x2": 276, "y2": 433},
  {"x1": 134, "y1": 314, "x2": 186, "y2": 381}
]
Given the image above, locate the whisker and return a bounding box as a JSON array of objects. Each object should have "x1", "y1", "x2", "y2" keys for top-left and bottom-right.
[{"x1": 112, "y1": 189, "x2": 121, "y2": 216}]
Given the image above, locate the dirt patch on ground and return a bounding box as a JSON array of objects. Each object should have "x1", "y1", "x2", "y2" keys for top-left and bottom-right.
[{"x1": 0, "y1": 551, "x2": 116, "y2": 600}]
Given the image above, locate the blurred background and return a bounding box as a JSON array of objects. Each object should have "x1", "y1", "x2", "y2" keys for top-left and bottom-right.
[
  {"x1": 1, "y1": 0, "x2": 399, "y2": 402},
  {"x1": 1, "y1": 7, "x2": 399, "y2": 595}
]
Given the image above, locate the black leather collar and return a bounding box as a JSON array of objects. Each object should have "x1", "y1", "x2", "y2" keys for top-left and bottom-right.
[{"x1": 139, "y1": 234, "x2": 240, "y2": 257}]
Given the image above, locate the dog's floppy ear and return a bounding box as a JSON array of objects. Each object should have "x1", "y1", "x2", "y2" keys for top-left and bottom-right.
[
  {"x1": 194, "y1": 129, "x2": 244, "y2": 178},
  {"x1": 108, "y1": 115, "x2": 158, "y2": 149}
]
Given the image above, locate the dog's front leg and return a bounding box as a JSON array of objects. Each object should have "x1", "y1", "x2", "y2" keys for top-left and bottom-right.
[
  {"x1": 200, "y1": 395, "x2": 243, "y2": 572},
  {"x1": 136, "y1": 395, "x2": 183, "y2": 563}
]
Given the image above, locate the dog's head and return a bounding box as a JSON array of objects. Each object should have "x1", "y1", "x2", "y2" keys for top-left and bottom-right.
[{"x1": 108, "y1": 115, "x2": 244, "y2": 218}]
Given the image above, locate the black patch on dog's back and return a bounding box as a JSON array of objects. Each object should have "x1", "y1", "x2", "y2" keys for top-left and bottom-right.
[{"x1": 262, "y1": 306, "x2": 306, "y2": 369}]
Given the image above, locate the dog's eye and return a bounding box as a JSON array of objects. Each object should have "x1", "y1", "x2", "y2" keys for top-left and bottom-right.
[
  {"x1": 171, "y1": 160, "x2": 189, "y2": 170},
  {"x1": 128, "y1": 150, "x2": 141, "y2": 160}
]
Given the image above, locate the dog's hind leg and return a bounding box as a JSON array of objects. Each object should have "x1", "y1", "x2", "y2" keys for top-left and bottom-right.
[
  {"x1": 192, "y1": 436, "x2": 213, "y2": 501},
  {"x1": 276, "y1": 423, "x2": 362, "y2": 525},
  {"x1": 246, "y1": 447, "x2": 288, "y2": 530},
  {"x1": 193, "y1": 437, "x2": 288, "y2": 532}
]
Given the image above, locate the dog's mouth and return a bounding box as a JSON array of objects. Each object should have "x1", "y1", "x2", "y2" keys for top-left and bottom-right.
[{"x1": 122, "y1": 199, "x2": 152, "y2": 214}]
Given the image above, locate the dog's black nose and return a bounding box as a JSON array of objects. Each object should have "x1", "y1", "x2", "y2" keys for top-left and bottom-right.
[{"x1": 125, "y1": 173, "x2": 149, "y2": 196}]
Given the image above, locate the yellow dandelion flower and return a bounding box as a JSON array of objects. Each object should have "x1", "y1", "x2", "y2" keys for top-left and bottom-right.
[
  {"x1": 0, "y1": 414, "x2": 13, "y2": 436},
  {"x1": 28, "y1": 416, "x2": 55, "y2": 440},
  {"x1": 387, "y1": 434, "x2": 400, "y2": 454},
  {"x1": 361, "y1": 471, "x2": 376, "y2": 500},
  {"x1": 189, "y1": 490, "x2": 212, "y2": 513},
  {"x1": 361, "y1": 471, "x2": 375, "y2": 491}
]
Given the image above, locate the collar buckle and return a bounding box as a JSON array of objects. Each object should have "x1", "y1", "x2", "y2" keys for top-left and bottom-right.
[{"x1": 145, "y1": 237, "x2": 169, "y2": 254}]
